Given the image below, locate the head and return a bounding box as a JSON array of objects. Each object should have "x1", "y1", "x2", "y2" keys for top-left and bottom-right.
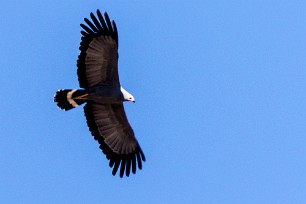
[{"x1": 120, "y1": 87, "x2": 135, "y2": 103}]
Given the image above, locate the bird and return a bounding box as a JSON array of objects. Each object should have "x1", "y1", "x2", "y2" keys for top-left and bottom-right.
[{"x1": 54, "y1": 10, "x2": 145, "y2": 178}]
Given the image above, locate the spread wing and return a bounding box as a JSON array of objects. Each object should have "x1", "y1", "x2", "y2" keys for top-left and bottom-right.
[
  {"x1": 84, "y1": 102, "x2": 145, "y2": 177},
  {"x1": 77, "y1": 10, "x2": 120, "y2": 89}
]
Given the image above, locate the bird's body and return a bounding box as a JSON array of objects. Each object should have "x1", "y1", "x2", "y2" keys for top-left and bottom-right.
[
  {"x1": 54, "y1": 10, "x2": 145, "y2": 178},
  {"x1": 89, "y1": 86, "x2": 132, "y2": 104}
]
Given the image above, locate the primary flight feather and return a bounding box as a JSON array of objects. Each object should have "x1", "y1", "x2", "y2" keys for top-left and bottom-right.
[{"x1": 54, "y1": 10, "x2": 145, "y2": 178}]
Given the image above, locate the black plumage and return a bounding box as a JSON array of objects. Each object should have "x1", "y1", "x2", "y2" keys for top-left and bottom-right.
[{"x1": 54, "y1": 10, "x2": 145, "y2": 178}]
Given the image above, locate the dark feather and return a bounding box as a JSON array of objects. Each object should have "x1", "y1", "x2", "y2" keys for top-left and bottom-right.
[
  {"x1": 84, "y1": 103, "x2": 145, "y2": 177},
  {"x1": 97, "y1": 10, "x2": 108, "y2": 33},
  {"x1": 90, "y1": 12, "x2": 103, "y2": 32},
  {"x1": 132, "y1": 154, "x2": 137, "y2": 174},
  {"x1": 84, "y1": 18, "x2": 98, "y2": 33},
  {"x1": 77, "y1": 10, "x2": 119, "y2": 89},
  {"x1": 57, "y1": 10, "x2": 144, "y2": 178},
  {"x1": 112, "y1": 20, "x2": 119, "y2": 47},
  {"x1": 136, "y1": 151, "x2": 142, "y2": 169},
  {"x1": 104, "y1": 12, "x2": 113, "y2": 34},
  {"x1": 120, "y1": 159, "x2": 126, "y2": 178},
  {"x1": 112, "y1": 159, "x2": 120, "y2": 176},
  {"x1": 80, "y1": 23, "x2": 94, "y2": 35},
  {"x1": 125, "y1": 158, "x2": 131, "y2": 177}
]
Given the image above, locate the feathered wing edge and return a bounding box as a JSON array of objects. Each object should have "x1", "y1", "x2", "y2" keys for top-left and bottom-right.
[
  {"x1": 77, "y1": 10, "x2": 119, "y2": 89},
  {"x1": 84, "y1": 103, "x2": 145, "y2": 178}
]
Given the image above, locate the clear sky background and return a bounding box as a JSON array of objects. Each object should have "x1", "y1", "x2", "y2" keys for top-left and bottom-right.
[{"x1": 1, "y1": 0, "x2": 306, "y2": 203}]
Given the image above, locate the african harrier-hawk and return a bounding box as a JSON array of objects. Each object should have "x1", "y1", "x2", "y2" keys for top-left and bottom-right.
[{"x1": 54, "y1": 10, "x2": 145, "y2": 178}]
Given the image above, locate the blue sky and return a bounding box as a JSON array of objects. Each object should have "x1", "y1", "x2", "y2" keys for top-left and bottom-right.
[{"x1": 1, "y1": 0, "x2": 306, "y2": 203}]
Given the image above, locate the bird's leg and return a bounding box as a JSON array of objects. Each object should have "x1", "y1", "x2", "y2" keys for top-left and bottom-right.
[{"x1": 74, "y1": 94, "x2": 89, "y2": 100}]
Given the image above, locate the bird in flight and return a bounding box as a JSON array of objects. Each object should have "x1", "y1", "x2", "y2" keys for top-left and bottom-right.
[{"x1": 54, "y1": 10, "x2": 145, "y2": 178}]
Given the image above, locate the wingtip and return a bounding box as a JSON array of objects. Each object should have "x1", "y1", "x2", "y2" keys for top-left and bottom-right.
[{"x1": 139, "y1": 148, "x2": 146, "y2": 162}]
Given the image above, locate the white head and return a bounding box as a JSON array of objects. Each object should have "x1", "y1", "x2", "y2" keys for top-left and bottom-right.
[{"x1": 121, "y1": 87, "x2": 135, "y2": 103}]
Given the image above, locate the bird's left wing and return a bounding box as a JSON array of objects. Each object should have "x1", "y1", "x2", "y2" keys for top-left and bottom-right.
[{"x1": 84, "y1": 102, "x2": 145, "y2": 177}]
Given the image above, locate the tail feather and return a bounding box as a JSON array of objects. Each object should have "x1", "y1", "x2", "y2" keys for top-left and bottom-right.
[{"x1": 54, "y1": 89, "x2": 87, "y2": 111}]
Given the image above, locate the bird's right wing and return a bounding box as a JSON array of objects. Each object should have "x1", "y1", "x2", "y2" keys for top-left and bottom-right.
[{"x1": 77, "y1": 10, "x2": 120, "y2": 89}]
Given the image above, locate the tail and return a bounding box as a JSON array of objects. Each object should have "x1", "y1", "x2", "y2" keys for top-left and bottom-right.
[{"x1": 54, "y1": 89, "x2": 88, "y2": 111}]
